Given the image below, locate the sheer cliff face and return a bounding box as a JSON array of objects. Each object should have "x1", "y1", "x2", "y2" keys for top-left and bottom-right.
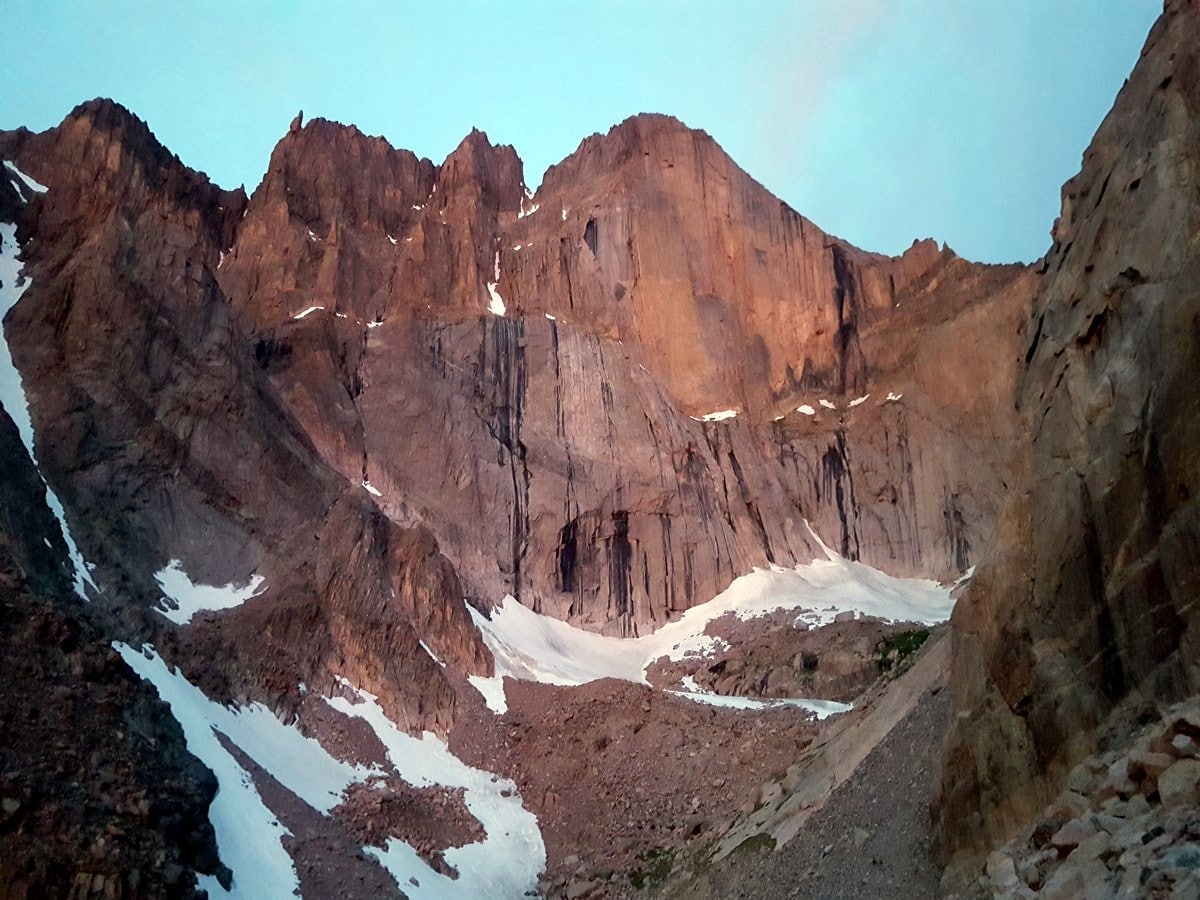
[
  {"x1": 935, "y1": 0, "x2": 1200, "y2": 861},
  {"x1": 215, "y1": 110, "x2": 1034, "y2": 633},
  {"x1": 0, "y1": 88, "x2": 1031, "y2": 736}
]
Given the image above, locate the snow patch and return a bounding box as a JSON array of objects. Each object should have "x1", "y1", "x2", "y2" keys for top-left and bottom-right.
[
  {"x1": 544, "y1": 313, "x2": 556, "y2": 321},
  {"x1": 412, "y1": 204, "x2": 424, "y2": 211},
  {"x1": 155, "y1": 559, "x2": 266, "y2": 625},
  {"x1": 669, "y1": 690, "x2": 852, "y2": 719},
  {"x1": 306, "y1": 229, "x2": 319, "y2": 241},
  {"x1": 518, "y1": 200, "x2": 539, "y2": 219},
  {"x1": 326, "y1": 681, "x2": 545, "y2": 898},
  {"x1": 3, "y1": 160, "x2": 48, "y2": 199},
  {"x1": 292, "y1": 305, "x2": 324, "y2": 320},
  {"x1": 693, "y1": 409, "x2": 737, "y2": 423},
  {"x1": 819, "y1": 399, "x2": 836, "y2": 410},
  {"x1": 362, "y1": 480, "x2": 382, "y2": 497},
  {"x1": 117, "y1": 646, "x2": 385, "y2": 897},
  {"x1": 885, "y1": 391, "x2": 904, "y2": 402},
  {"x1": 849, "y1": 394, "x2": 870, "y2": 408},
  {"x1": 486, "y1": 283, "x2": 506, "y2": 316},
  {"x1": 561, "y1": 208, "x2": 568, "y2": 221},
  {"x1": 387, "y1": 234, "x2": 397, "y2": 245},
  {"x1": 469, "y1": 526, "x2": 954, "y2": 713},
  {"x1": 419, "y1": 640, "x2": 445, "y2": 668},
  {"x1": 797, "y1": 404, "x2": 816, "y2": 416},
  {"x1": 217, "y1": 251, "x2": 226, "y2": 269},
  {"x1": 367, "y1": 320, "x2": 384, "y2": 329},
  {"x1": 486, "y1": 251, "x2": 507, "y2": 315},
  {"x1": 0, "y1": 221, "x2": 97, "y2": 599},
  {"x1": 116, "y1": 646, "x2": 301, "y2": 898}
]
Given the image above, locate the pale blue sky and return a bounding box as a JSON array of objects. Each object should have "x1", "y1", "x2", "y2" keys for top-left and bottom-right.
[{"x1": 1, "y1": 1, "x2": 1159, "y2": 263}]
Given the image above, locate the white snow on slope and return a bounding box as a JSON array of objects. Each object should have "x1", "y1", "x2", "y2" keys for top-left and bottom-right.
[
  {"x1": 362, "y1": 479, "x2": 382, "y2": 497},
  {"x1": 886, "y1": 391, "x2": 904, "y2": 402},
  {"x1": 420, "y1": 640, "x2": 445, "y2": 667},
  {"x1": 487, "y1": 250, "x2": 506, "y2": 315},
  {"x1": 797, "y1": 404, "x2": 816, "y2": 416},
  {"x1": 155, "y1": 559, "x2": 266, "y2": 625},
  {"x1": 693, "y1": 409, "x2": 737, "y2": 422},
  {"x1": 292, "y1": 305, "x2": 323, "y2": 319},
  {"x1": 468, "y1": 528, "x2": 954, "y2": 713},
  {"x1": 819, "y1": 399, "x2": 836, "y2": 410},
  {"x1": 4, "y1": 160, "x2": 48, "y2": 198},
  {"x1": 326, "y1": 682, "x2": 545, "y2": 899},
  {"x1": 0, "y1": 219, "x2": 97, "y2": 599},
  {"x1": 486, "y1": 283, "x2": 506, "y2": 316},
  {"x1": 669, "y1": 690, "x2": 852, "y2": 719},
  {"x1": 117, "y1": 647, "x2": 543, "y2": 899},
  {"x1": 849, "y1": 394, "x2": 870, "y2": 407},
  {"x1": 116, "y1": 646, "x2": 309, "y2": 898}
]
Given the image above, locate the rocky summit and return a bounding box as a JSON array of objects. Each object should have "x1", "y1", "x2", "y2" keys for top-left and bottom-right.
[{"x1": 0, "y1": 2, "x2": 1197, "y2": 898}]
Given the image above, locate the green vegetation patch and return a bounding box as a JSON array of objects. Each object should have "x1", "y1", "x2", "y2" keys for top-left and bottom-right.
[
  {"x1": 629, "y1": 847, "x2": 675, "y2": 890},
  {"x1": 875, "y1": 628, "x2": 930, "y2": 672},
  {"x1": 731, "y1": 832, "x2": 777, "y2": 856}
]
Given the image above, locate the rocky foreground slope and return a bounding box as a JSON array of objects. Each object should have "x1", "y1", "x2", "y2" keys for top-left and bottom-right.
[{"x1": 0, "y1": 1, "x2": 1196, "y2": 896}]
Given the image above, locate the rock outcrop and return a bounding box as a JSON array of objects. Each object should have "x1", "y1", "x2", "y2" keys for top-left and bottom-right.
[
  {"x1": 935, "y1": 0, "x2": 1200, "y2": 874},
  {"x1": 214, "y1": 109, "x2": 1034, "y2": 634},
  {"x1": 0, "y1": 100, "x2": 490, "y2": 737},
  {"x1": 973, "y1": 698, "x2": 1200, "y2": 898}
]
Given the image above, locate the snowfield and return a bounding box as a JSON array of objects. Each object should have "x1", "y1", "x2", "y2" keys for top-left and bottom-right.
[
  {"x1": 327, "y1": 682, "x2": 545, "y2": 899},
  {"x1": 468, "y1": 524, "x2": 955, "y2": 714},
  {"x1": 118, "y1": 647, "x2": 545, "y2": 900},
  {"x1": 154, "y1": 559, "x2": 267, "y2": 625}
]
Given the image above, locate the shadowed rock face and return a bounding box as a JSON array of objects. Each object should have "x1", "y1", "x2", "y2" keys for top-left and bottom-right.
[
  {"x1": 934, "y1": 0, "x2": 1200, "y2": 867},
  {"x1": 0, "y1": 100, "x2": 489, "y2": 738},
  {"x1": 0, "y1": 402, "x2": 223, "y2": 898},
  {"x1": 214, "y1": 109, "x2": 1034, "y2": 634}
]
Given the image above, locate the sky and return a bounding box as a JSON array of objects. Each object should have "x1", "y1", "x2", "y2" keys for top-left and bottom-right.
[{"x1": 1, "y1": 1, "x2": 1160, "y2": 264}]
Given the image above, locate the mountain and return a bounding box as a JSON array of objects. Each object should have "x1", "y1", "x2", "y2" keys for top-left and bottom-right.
[{"x1": 0, "y1": 2, "x2": 1196, "y2": 896}]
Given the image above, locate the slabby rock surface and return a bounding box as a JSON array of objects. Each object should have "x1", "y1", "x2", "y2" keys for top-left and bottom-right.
[{"x1": 935, "y1": 0, "x2": 1200, "y2": 874}]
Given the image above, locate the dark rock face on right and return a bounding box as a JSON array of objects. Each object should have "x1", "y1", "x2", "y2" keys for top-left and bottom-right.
[{"x1": 935, "y1": 0, "x2": 1200, "y2": 865}]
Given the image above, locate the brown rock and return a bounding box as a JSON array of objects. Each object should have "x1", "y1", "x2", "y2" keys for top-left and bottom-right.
[
  {"x1": 1128, "y1": 750, "x2": 1176, "y2": 783},
  {"x1": 1050, "y1": 818, "x2": 1098, "y2": 852},
  {"x1": 935, "y1": 0, "x2": 1200, "y2": 866},
  {"x1": 1159, "y1": 759, "x2": 1200, "y2": 809}
]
